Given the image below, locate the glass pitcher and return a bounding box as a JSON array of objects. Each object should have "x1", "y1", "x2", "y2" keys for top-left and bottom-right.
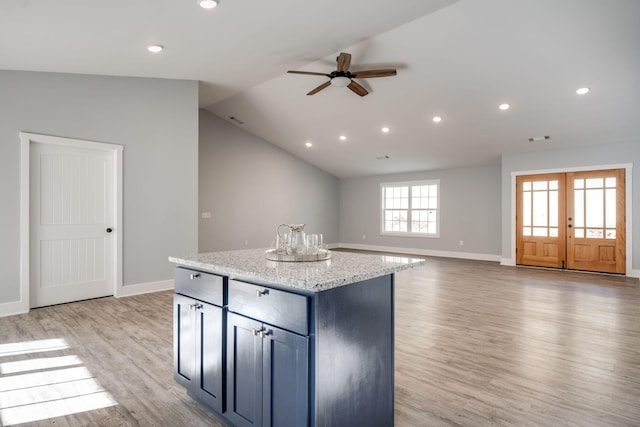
[
  {"x1": 276, "y1": 223, "x2": 306, "y2": 255},
  {"x1": 288, "y1": 224, "x2": 307, "y2": 255}
]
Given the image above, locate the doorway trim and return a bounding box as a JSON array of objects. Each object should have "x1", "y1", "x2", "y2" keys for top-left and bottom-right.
[
  {"x1": 19, "y1": 132, "x2": 124, "y2": 314},
  {"x1": 506, "y1": 163, "x2": 636, "y2": 277}
]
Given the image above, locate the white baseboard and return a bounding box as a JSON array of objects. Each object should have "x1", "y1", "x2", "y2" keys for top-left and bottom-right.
[
  {"x1": 115, "y1": 279, "x2": 174, "y2": 298},
  {"x1": 500, "y1": 257, "x2": 515, "y2": 266},
  {"x1": 0, "y1": 279, "x2": 174, "y2": 317},
  {"x1": 628, "y1": 269, "x2": 640, "y2": 279},
  {"x1": 0, "y1": 300, "x2": 29, "y2": 318},
  {"x1": 337, "y1": 243, "x2": 501, "y2": 262}
]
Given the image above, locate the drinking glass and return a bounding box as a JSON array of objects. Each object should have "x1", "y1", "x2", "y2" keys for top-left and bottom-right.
[
  {"x1": 276, "y1": 232, "x2": 289, "y2": 254},
  {"x1": 306, "y1": 234, "x2": 319, "y2": 255}
]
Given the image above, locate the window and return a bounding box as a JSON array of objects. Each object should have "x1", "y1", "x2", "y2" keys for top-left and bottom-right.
[{"x1": 380, "y1": 180, "x2": 439, "y2": 237}]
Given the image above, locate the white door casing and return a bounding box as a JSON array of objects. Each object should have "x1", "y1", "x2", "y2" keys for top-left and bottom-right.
[{"x1": 20, "y1": 133, "x2": 123, "y2": 311}]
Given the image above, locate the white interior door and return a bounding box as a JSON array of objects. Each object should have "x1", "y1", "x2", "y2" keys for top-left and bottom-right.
[{"x1": 30, "y1": 142, "x2": 115, "y2": 307}]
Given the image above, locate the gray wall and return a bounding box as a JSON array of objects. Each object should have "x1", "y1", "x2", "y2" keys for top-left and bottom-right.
[
  {"x1": 339, "y1": 165, "x2": 502, "y2": 257},
  {"x1": 0, "y1": 70, "x2": 198, "y2": 304},
  {"x1": 199, "y1": 110, "x2": 339, "y2": 251},
  {"x1": 501, "y1": 140, "x2": 640, "y2": 271}
]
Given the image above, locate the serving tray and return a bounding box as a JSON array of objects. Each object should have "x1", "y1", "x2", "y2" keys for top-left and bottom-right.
[{"x1": 265, "y1": 248, "x2": 331, "y2": 262}]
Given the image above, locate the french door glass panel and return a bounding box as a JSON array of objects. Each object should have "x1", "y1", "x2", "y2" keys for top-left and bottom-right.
[
  {"x1": 521, "y1": 179, "x2": 559, "y2": 237},
  {"x1": 573, "y1": 177, "x2": 616, "y2": 240}
]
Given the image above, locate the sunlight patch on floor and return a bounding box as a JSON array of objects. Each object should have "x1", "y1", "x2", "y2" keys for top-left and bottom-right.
[{"x1": 0, "y1": 339, "x2": 117, "y2": 426}]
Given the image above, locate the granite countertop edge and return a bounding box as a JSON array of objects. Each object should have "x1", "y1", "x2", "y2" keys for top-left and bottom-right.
[{"x1": 169, "y1": 249, "x2": 425, "y2": 292}]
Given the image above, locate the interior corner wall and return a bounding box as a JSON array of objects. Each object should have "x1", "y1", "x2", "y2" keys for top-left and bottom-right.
[
  {"x1": 339, "y1": 165, "x2": 502, "y2": 258},
  {"x1": 0, "y1": 70, "x2": 198, "y2": 305},
  {"x1": 198, "y1": 109, "x2": 340, "y2": 252},
  {"x1": 501, "y1": 140, "x2": 640, "y2": 272}
]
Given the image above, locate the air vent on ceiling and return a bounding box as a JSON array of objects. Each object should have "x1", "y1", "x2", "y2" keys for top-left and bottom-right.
[
  {"x1": 229, "y1": 116, "x2": 245, "y2": 125},
  {"x1": 528, "y1": 136, "x2": 550, "y2": 142},
  {"x1": 376, "y1": 155, "x2": 390, "y2": 160}
]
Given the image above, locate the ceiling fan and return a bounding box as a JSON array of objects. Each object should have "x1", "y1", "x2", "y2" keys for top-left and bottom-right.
[{"x1": 287, "y1": 52, "x2": 397, "y2": 97}]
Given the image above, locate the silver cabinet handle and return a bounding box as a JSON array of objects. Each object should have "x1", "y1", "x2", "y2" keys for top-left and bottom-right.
[
  {"x1": 251, "y1": 328, "x2": 271, "y2": 339},
  {"x1": 190, "y1": 273, "x2": 200, "y2": 280},
  {"x1": 188, "y1": 303, "x2": 203, "y2": 311},
  {"x1": 256, "y1": 289, "x2": 269, "y2": 297},
  {"x1": 260, "y1": 329, "x2": 271, "y2": 339}
]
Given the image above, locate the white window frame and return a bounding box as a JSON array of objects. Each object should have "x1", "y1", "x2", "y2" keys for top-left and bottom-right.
[{"x1": 380, "y1": 180, "x2": 440, "y2": 238}]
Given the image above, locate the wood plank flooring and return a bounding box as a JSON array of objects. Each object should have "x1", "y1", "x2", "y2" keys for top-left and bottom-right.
[
  {"x1": 393, "y1": 257, "x2": 640, "y2": 427},
  {"x1": 1, "y1": 256, "x2": 639, "y2": 426},
  {"x1": 0, "y1": 291, "x2": 225, "y2": 427}
]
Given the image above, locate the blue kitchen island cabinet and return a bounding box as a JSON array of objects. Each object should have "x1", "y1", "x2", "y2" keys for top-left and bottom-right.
[
  {"x1": 170, "y1": 249, "x2": 425, "y2": 427},
  {"x1": 173, "y1": 268, "x2": 224, "y2": 413}
]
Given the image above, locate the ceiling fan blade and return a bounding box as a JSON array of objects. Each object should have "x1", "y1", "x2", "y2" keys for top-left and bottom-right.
[
  {"x1": 307, "y1": 80, "x2": 331, "y2": 95},
  {"x1": 347, "y1": 80, "x2": 368, "y2": 97},
  {"x1": 336, "y1": 52, "x2": 352, "y2": 72},
  {"x1": 351, "y1": 69, "x2": 397, "y2": 78},
  {"x1": 288, "y1": 70, "x2": 331, "y2": 77}
]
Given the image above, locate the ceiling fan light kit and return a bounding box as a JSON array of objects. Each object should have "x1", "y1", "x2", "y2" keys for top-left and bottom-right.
[
  {"x1": 331, "y1": 76, "x2": 351, "y2": 87},
  {"x1": 287, "y1": 52, "x2": 397, "y2": 97}
]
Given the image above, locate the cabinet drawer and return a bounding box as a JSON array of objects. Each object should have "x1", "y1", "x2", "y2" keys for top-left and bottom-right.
[
  {"x1": 175, "y1": 267, "x2": 224, "y2": 306},
  {"x1": 228, "y1": 280, "x2": 308, "y2": 335}
]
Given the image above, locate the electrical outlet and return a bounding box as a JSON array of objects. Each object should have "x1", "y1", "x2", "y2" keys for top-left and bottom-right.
[
  {"x1": 459, "y1": 240, "x2": 464, "y2": 246},
  {"x1": 362, "y1": 234, "x2": 366, "y2": 240},
  {"x1": 201, "y1": 212, "x2": 211, "y2": 219},
  {"x1": 244, "y1": 239, "x2": 248, "y2": 246}
]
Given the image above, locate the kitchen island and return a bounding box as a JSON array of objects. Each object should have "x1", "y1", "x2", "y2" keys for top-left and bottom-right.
[{"x1": 169, "y1": 248, "x2": 425, "y2": 427}]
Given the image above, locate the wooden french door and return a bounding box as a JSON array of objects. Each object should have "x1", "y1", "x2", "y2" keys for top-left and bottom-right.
[
  {"x1": 516, "y1": 173, "x2": 566, "y2": 269},
  {"x1": 516, "y1": 169, "x2": 625, "y2": 274}
]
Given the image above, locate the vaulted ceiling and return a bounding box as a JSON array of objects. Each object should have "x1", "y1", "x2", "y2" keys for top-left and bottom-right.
[{"x1": 2, "y1": 0, "x2": 639, "y2": 178}]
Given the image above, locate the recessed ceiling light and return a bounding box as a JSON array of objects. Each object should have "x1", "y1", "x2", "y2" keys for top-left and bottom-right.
[
  {"x1": 339, "y1": 135, "x2": 347, "y2": 141},
  {"x1": 305, "y1": 142, "x2": 313, "y2": 148},
  {"x1": 576, "y1": 87, "x2": 590, "y2": 95},
  {"x1": 498, "y1": 103, "x2": 510, "y2": 110},
  {"x1": 147, "y1": 45, "x2": 164, "y2": 53},
  {"x1": 199, "y1": 0, "x2": 218, "y2": 9},
  {"x1": 381, "y1": 127, "x2": 390, "y2": 133},
  {"x1": 432, "y1": 116, "x2": 442, "y2": 123}
]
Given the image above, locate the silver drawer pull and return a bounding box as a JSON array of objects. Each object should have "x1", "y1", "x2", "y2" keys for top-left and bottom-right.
[
  {"x1": 256, "y1": 289, "x2": 269, "y2": 297},
  {"x1": 252, "y1": 328, "x2": 263, "y2": 336},
  {"x1": 188, "y1": 303, "x2": 203, "y2": 311},
  {"x1": 260, "y1": 329, "x2": 271, "y2": 339},
  {"x1": 189, "y1": 273, "x2": 200, "y2": 280}
]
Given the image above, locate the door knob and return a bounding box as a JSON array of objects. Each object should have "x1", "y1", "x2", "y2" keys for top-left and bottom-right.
[
  {"x1": 568, "y1": 217, "x2": 572, "y2": 221},
  {"x1": 106, "y1": 228, "x2": 113, "y2": 233},
  {"x1": 568, "y1": 224, "x2": 573, "y2": 228}
]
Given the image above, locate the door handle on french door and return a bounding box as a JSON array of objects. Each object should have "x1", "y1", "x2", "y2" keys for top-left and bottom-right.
[
  {"x1": 106, "y1": 228, "x2": 113, "y2": 233},
  {"x1": 568, "y1": 224, "x2": 572, "y2": 228}
]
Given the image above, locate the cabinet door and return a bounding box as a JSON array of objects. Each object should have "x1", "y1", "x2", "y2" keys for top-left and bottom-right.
[
  {"x1": 196, "y1": 301, "x2": 224, "y2": 413},
  {"x1": 262, "y1": 326, "x2": 309, "y2": 427},
  {"x1": 174, "y1": 294, "x2": 196, "y2": 385},
  {"x1": 227, "y1": 312, "x2": 263, "y2": 427}
]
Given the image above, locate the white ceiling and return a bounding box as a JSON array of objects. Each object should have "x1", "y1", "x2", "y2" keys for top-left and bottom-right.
[{"x1": 2, "y1": 0, "x2": 639, "y2": 178}]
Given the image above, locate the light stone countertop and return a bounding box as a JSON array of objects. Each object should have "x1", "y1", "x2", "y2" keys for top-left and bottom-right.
[{"x1": 169, "y1": 248, "x2": 425, "y2": 292}]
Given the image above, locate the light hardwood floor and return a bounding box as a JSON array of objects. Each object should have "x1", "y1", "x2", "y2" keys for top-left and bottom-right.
[{"x1": 1, "y1": 256, "x2": 639, "y2": 426}]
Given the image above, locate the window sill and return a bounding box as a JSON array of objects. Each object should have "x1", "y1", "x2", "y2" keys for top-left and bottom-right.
[{"x1": 380, "y1": 232, "x2": 440, "y2": 239}]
